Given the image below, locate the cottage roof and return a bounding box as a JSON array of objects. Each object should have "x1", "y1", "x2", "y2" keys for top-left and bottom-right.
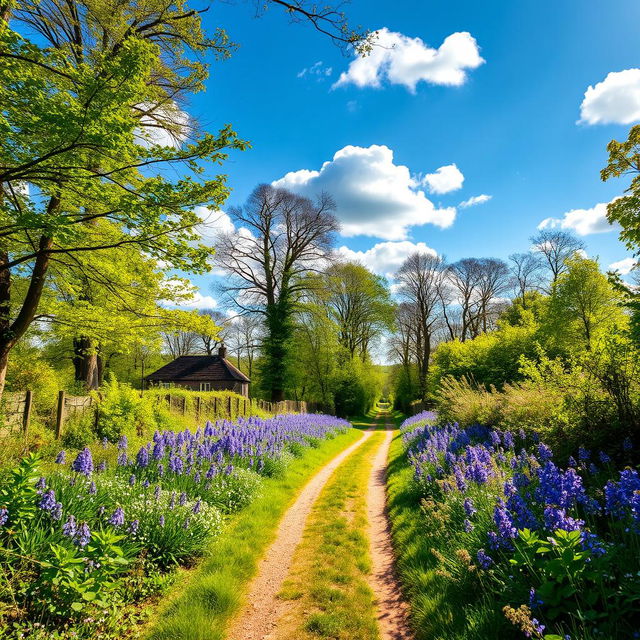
[{"x1": 145, "y1": 355, "x2": 250, "y2": 384}]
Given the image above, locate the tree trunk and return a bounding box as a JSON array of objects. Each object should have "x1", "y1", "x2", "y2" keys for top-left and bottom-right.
[{"x1": 73, "y1": 337, "x2": 101, "y2": 390}]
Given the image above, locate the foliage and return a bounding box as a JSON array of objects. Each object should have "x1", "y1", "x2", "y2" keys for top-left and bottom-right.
[
  {"x1": 396, "y1": 412, "x2": 640, "y2": 639},
  {"x1": 0, "y1": 412, "x2": 350, "y2": 638}
]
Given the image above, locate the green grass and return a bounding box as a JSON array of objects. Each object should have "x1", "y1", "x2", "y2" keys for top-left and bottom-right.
[
  {"x1": 144, "y1": 428, "x2": 362, "y2": 640},
  {"x1": 386, "y1": 427, "x2": 501, "y2": 640},
  {"x1": 275, "y1": 430, "x2": 385, "y2": 640}
]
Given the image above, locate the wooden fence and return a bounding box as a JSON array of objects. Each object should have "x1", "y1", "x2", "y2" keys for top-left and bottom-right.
[{"x1": 1, "y1": 389, "x2": 311, "y2": 441}]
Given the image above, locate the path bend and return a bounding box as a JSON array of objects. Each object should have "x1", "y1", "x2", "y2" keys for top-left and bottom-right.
[{"x1": 227, "y1": 428, "x2": 374, "y2": 640}]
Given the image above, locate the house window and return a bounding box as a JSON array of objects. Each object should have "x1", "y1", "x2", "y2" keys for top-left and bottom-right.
[
  {"x1": 161, "y1": 382, "x2": 171, "y2": 389},
  {"x1": 199, "y1": 382, "x2": 211, "y2": 392}
]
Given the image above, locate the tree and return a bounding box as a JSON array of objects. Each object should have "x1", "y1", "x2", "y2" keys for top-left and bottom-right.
[
  {"x1": 323, "y1": 262, "x2": 393, "y2": 361},
  {"x1": 226, "y1": 314, "x2": 262, "y2": 377},
  {"x1": 215, "y1": 184, "x2": 338, "y2": 401},
  {"x1": 446, "y1": 258, "x2": 484, "y2": 341},
  {"x1": 509, "y1": 252, "x2": 543, "y2": 308},
  {"x1": 530, "y1": 229, "x2": 585, "y2": 286},
  {"x1": 548, "y1": 256, "x2": 624, "y2": 350},
  {"x1": 395, "y1": 252, "x2": 446, "y2": 401}
]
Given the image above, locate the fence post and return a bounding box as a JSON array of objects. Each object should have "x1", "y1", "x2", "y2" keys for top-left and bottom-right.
[
  {"x1": 195, "y1": 396, "x2": 201, "y2": 419},
  {"x1": 55, "y1": 390, "x2": 65, "y2": 439},
  {"x1": 243, "y1": 397, "x2": 247, "y2": 415},
  {"x1": 227, "y1": 395, "x2": 232, "y2": 417},
  {"x1": 214, "y1": 396, "x2": 218, "y2": 417},
  {"x1": 22, "y1": 389, "x2": 32, "y2": 435},
  {"x1": 181, "y1": 396, "x2": 186, "y2": 415}
]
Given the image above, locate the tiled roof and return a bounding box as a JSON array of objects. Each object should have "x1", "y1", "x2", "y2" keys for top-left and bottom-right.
[{"x1": 145, "y1": 355, "x2": 250, "y2": 383}]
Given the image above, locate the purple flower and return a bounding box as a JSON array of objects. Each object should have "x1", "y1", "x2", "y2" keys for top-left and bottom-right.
[
  {"x1": 463, "y1": 498, "x2": 476, "y2": 517},
  {"x1": 537, "y1": 443, "x2": 553, "y2": 462},
  {"x1": 192, "y1": 499, "x2": 201, "y2": 514},
  {"x1": 179, "y1": 492, "x2": 187, "y2": 506},
  {"x1": 102, "y1": 437, "x2": 109, "y2": 448},
  {"x1": 543, "y1": 506, "x2": 584, "y2": 532},
  {"x1": 117, "y1": 452, "x2": 128, "y2": 466},
  {"x1": 154, "y1": 485, "x2": 161, "y2": 500},
  {"x1": 55, "y1": 450, "x2": 66, "y2": 464},
  {"x1": 118, "y1": 435, "x2": 128, "y2": 450},
  {"x1": 159, "y1": 515, "x2": 165, "y2": 527},
  {"x1": 88, "y1": 481, "x2": 97, "y2": 495},
  {"x1": 599, "y1": 451, "x2": 611, "y2": 464},
  {"x1": 72, "y1": 448, "x2": 93, "y2": 476},
  {"x1": 152, "y1": 441, "x2": 165, "y2": 461},
  {"x1": 35, "y1": 477, "x2": 46, "y2": 491},
  {"x1": 76, "y1": 522, "x2": 91, "y2": 548},
  {"x1": 98, "y1": 461, "x2": 107, "y2": 472},
  {"x1": 136, "y1": 446, "x2": 149, "y2": 468},
  {"x1": 494, "y1": 500, "x2": 517, "y2": 542},
  {"x1": 108, "y1": 507, "x2": 125, "y2": 527},
  {"x1": 128, "y1": 519, "x2": 139, "y2": 535},
  {"x1": 62, "y1": 515, "x2": 77, "y2": 538},
  {"x1": 476, "y1": 549, "x2": 493, "y2": 569},
  {"x1": 39, "y1": 489, "x2": 57, "y2": 513},
  {"x1": 129, "y1": 474, "x2": 136, "y2": 486},
  {"x1": 51, "y1": 502, "x2": 63, "y2": 521},
  {"x1": 463, "y1": 519, "x2": 474, "y2": 532},
  {"x1": 0, "y1": 507, "x2": 8, "y2": 527}
]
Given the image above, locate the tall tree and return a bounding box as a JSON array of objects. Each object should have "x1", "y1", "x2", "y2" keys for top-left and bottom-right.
[
  {"x1": 215, "y1": 184, "x2": 338, "y2": 401},
  {"x1": 509, "y1": 252, "x2": 544, "y2": 308},
  {"x1": 323, "y1": 262, "x2": 393, "y2": 361},
  {"x1": 530, "y1": 229, "x2": 585, "y2": 286},
  {"x1": 395, "y1": 252, "x2": 446, "y2": 401}
]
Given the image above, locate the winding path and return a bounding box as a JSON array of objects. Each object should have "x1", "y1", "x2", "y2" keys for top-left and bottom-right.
[
  {"x1": 227, "y1": 428, "x2": 374, "y2": 640},
  {"x1": 366, "y1": 418, "x2": 413, "y2": 640}
]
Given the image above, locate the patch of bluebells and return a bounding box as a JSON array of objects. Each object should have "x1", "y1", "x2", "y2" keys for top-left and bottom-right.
[{"x1": 401, "y1": 412, "x2": 640, "y2": 637}]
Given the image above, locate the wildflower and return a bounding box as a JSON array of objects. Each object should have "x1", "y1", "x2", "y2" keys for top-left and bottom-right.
[
  {"x1": 184, "y1": 517, "x2": 191, "y2": 529},
  {"x1": 102, "y1": 437, "x2": 109, "y2": 448},
  {"x1": 463, "y1": 519, "x2": 474, "y2": 532},
  {"x1": 159, "y1": 515, "x2": 165, "y2": 527},
  {"x1": 35, "y1": 477, "x2": 46, "y2": 491},
  {"x1": 55, "y1": 450, "x2": 66, "y2": 464},
  {"x1": 152, "y1": 441, "x2": 165, "y2": 461},
  {"x1": 98, "y1": 461, "x2": 107, "y2": 472},
  {"x1": 108, "y1": 507, "x2": 125, "y2": 527},
  {"x1": 493, "y1": 500, "x2": 517, "y2": 542},
  {"x1": 117, "y1": 452, "x2": 128, "y2": 466},
  {"x1": 62, "y1": 515, "x2": 77, "y2": 538},
  {"x1": 179, "y1": 492, "x2": 187, "y2": 506},
  {"x1": 578, "y1": 446, "x2": 590, "y2": 461},
  {"x1": 52, "y1": 502, "x2": 63, "y2": 520},
  {"x1": 72, "y1": 448, "x2": 94, "y2": 476},
  {"x1": 136, "y1": 446, "x2": 149, "y2": 468},
  {"x1": 192, "y1": 499, "x2": 202, "y2": 514},
  {"x1": 39, "y1": 489, "x2": 57, "y2": 513},
  {"x1": 76, "y1": 522, "x2": 91, "y2": 548},
  {"x1": 476, "y1": 549, "x2": 493, "y2": 569},
  {"x1": 463, "y1": 498, "x2": 476, "y2": 517},
  {"x1": 537, "y1": 443, "x2": 553, "y2": 462},
  {"x1": 0, "y1": 507, "x2": 8, "y2": 527},
  {"x1": 88, "y1": 481, "x2": 97, "y2": 495},
  {"x1": 118, "y1": 435, "x2": 128, "y2": 450},
  {"x1": 543, "y1": 506, "x2": 584, "y2": 532},
  {"x1": 128, "y1": 519, "x2": 139, "y2": 535},
  {"x1": 129, "y1": 474, "x2": 136, "y2": 486},
  {"x1": 154, "y1": 485, "x2": 161, "y2": 500},
  {"x1": 599, "y1": 451, "x2": 611, "y2": 464}
]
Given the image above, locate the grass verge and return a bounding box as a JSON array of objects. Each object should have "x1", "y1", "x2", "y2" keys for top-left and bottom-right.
[
  {"x1": 275, "y1": 430, "x2": 385, "y2": 640},
  {"x1": 144, "y1": 428, "x2": 361, "y2": 640}
]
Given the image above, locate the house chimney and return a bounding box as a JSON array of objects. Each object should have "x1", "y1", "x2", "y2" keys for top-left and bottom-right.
[{"x1": 218, "y1": 343, "x2": 227, "y2": 359}]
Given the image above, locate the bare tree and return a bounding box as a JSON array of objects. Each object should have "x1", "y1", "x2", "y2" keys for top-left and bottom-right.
[
  {"x1": 530, "y1": 229, "x2": 586, "y2": 286},
  {"x1": 446, "y1": 258, "x2": 484, "y2": 341},
  {"x1": 198, "y1": 309, "x2": 229, "y2": 355},
  {"x1": 509, "y1": 252, "x2": 544, "y2": 307},
  {"x1": 226, "y1": 314, "x2": 262, "y2": 378},
  {"x1": 215, "y1": 184, "x2": 338, "y2": 400},
  {"x1": 395, "y1": 252, "x2": 446, "y2": 400},
  {"x1": 163, "y1": 331, "x2": 200, "y2": 359},
  {"x1": 477, "y1": 258, "x2": 510, "y2": 332}
]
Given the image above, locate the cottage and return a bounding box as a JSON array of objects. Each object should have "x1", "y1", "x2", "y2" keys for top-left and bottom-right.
[{"x1": 145, "y1": 345, "x2": 250, "y2": 397}]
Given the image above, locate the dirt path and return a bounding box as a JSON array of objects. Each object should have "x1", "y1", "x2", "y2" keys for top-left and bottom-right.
[
  {"x1": 366, "y1": 417, "x2": 413, "y2": 640},
  {"x1": 227, "y1": 429, "x2": 374, "y2": 640}
]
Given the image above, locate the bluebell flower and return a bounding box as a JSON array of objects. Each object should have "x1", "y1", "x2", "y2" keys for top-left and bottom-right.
[
  {"x1": 128, "y1": 519, "x2": 139, "y2": 535},
  {"x1": 108, "y1": 507, "x2": 125, "y2": 527},
  {"x1": 463, "y1": 497, "x2": 476, "y2": 517},
  {"x1": 88, "y1": 481, "x2": 97, "y2": 495},
  {"x1": 76, "y1": 522, "x2": 91, "y2": 548},
  {"x1": 136, "y1": 446, "x2": 149, "y2": 468},
  {"x1": 476, "y1": 549, "x2": 493, "y2": 569},
  {"x1": 72, "y1": 448, "x2": 93, "y2": 476},
  {"x1": 0, "y1": 507, "x2": 8, "y2": 527},
  {"x1": 598, "y1": 451, "x2": 611, "y2": 464},
  {"x1": 62, "y1": 515, "x2": 77, "y2": 538},
  {"x1": 55, "y1": 450, "x2": 66, "y2": 464},
  {"x1": 118, "y1": 435, "x2": 128, "y2": 450},
  {"x1": 39, "y1": 489, "x2": 57, "y2": 513}
]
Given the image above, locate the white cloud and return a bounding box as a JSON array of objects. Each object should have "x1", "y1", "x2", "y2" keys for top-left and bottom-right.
[
  {"x1": 272, "y1": 144, "x2": 456, "y2": 240},
  {"x1": 298, "y1": 61, "x2": 332, "y2": 79},
  {"x1": 537, "y1": 200, "x2": 617, "y2": 236},
  {"x1": 579, "y1": 69, "x2": 640, "y2": 125},
  {"x1": 194, "y1": 206, "x2": 235, "y2": 247},
  {"x1": 337, "y1": 240, "x2": 438, "y2": 278},
  {"x1": 135, "y1": 102, "x2": 191, "y2": 148},
  {"x1": 179, "y1": 291, "x2": 219, "y2": 310},
  {"x1": 609, "y1": 257, "x2": 637, "y2": 275},
  {"x1": 460, "y1": 194, "x2": 492, "y2": 208},
  {"x1": 421, "y1": 164, "x2": 464, "y2": 194},
  {"x1": 333, "y1": 28, "x2": 484, "y2": 92}
]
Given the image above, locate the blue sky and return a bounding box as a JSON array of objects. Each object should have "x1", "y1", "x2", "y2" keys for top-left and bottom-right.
[{"x1": 180, "y1": 0, "x2": 640, "y2": 306}]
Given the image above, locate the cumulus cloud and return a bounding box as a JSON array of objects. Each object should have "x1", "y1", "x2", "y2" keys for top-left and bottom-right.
[
  {"x1": 421, "y1": 164, "x2": 465, "y2": 194},
  {"x1": 298, "y1": 61, "x2": 332, "y2": 79},
  {"x1": 272, "y1": 144, "x2": 456, "y2": 240},
  {"x1": 194, "y1": 206, "x2": 235, "y2": 247},
  {"x1": 135, "y1": 102, "x2": 191, "y2": 148},
  {"x1": 337, "y1": 241, "x2": 438, "y2": 278},
  {"x1": 460, "y1": 194, "x2": 492, "y2": 208},
  {"x1": 179, "y1": 291, "x2": 219, "y2": 309},
  {"x1": 579, "y1": 69, "x2": 640, "y2": 125},
  {"x1": 609, "y1": 257, "x2": 637, "y2": 275},
  {"x1": 333, "y1": 28, "x2": 484, "y2": 92},
  {"x1": 538, "y1": 200, "x2": 617, "y2": 236}
]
